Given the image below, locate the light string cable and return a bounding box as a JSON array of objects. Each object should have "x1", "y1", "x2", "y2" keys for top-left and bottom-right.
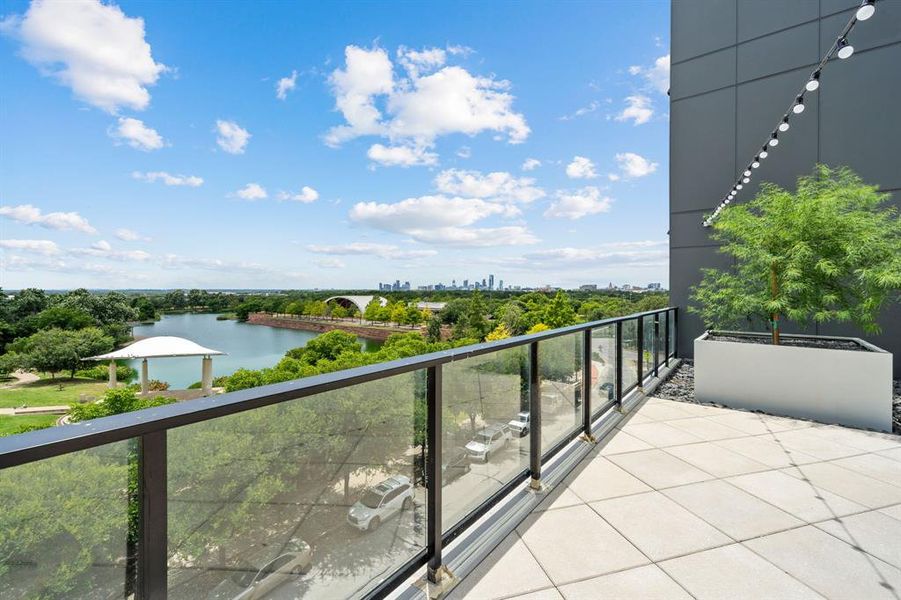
[{"x1": 702, "y1": 0, "x2": 878, "y2": 227}]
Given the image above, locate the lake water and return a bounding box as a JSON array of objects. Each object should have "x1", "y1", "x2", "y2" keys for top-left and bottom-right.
[{"x1": 129, "y1": 313, "x2": 381, "y2": 388}]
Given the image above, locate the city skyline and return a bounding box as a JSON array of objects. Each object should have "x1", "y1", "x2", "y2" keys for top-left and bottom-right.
[{"x1": 0, "y1": 0, "x2": 670, "y2": 290}]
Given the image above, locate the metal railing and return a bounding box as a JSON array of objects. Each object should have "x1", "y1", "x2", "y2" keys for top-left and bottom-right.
[{"x1": 0, "y1": 307, "x2": 677, "y2": 600}]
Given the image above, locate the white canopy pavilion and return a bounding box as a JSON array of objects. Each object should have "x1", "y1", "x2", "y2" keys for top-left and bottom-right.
[{"x1": 88, "y1": 336, "x2": 225, "y2": 396}]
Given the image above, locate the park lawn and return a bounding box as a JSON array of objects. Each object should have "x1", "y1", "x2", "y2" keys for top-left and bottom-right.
[
  {"x1": 0, "y1": 378, "x2": 109, "y2": 409},
  {"x1": 0, "y1": 413, "x2": 59, "y2": 436}
]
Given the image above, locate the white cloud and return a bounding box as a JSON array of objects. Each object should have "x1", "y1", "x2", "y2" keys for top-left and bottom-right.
[
  {"x1": 559, "y1": 100, "x2": 599, "y2": 121},
  {"x1": 615, "y1": 95, "x2": 653, "y2": 126},
  {"x1": 315, "y1": 258, "x2": 346, "y2": 269},
  {"x1": 110, "y1": 117, "x2": 164, "y2": 150},
  {"x1": 434, "y1": 169, "x2": 545, "y2": 203},
  {"x1": 367, "y1": 143, "x2": 438, "y2": 167},
  {"x1": 0, "y1": 204, "x2": 97, "y2": 234},
  {"x1": 70, "y1": 239, "x2": 151, "y2": 261},
  {"x1": 565, "y1": 156, "x2": 598, "y2": 179},
  {"x1": 277, "y1": 186, "x2": 319, "y2": 203},
  {"x1": 115, "y1": 228, "x2": 150, "y2": 242},
  {"x1": 523, "y1": 241, "x2": 667, "y2": 267},
  {"x1": 629, "y1": 54, "x2": 670, "y2": 95},
  {"x1": 615, "y1": 152, "x2": 658, "y2": 178},
  {"x1": 456, "y1": 146, "x2": 471, "y2": 159},
  {"x1": 132, "y1": 171, "x2": 203, "y2": 187},
  {"x1": 160, "y1": 254, "x2": 301, "y2": 278},
  {"x1": 235, "y1": 183, "x2": 267, "y2": 200},
  {"x1": 0, "y1": 239, "x2": 60, "y2": 255},
  {"x1": 522, "y1": 158, "x2": 541, "y2": 171},
  {"x1": 215, "y1": 119, "x2": 250, "y2": 154},
  {"x1": 306, "y1": 242, "x2": 437, "y2": 260},
  {"x1": 544, "y1": 186, "x2": 613, "y2": 220},
  {"x1": 275, "y1": 69, "x2": 297, "y2": 100},
  {"x1": 1, "y1": 0, "x2": 166, "y2": 113},
  {"x1": 409, "y1": 225, "x2": 537, "y2": 247},
  {"x1": 325, "y1": 45, "x2": 529, "y2": 162}
]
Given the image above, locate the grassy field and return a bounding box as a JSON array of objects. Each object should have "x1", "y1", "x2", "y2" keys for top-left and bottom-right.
[
  {"x1": 0, "y1": 414, "x2": 59, "y2": 436},
  {"x1": 0, "y1": 378, "x2": 109, "y2": 409}
]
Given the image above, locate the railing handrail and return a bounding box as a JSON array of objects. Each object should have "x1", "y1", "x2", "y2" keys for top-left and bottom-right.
[{"x1": 0, "y1": 306, "x2": 674, "y2": 470}]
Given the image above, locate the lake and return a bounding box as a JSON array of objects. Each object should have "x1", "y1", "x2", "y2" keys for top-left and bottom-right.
[{"x1": 129, "y1": 313, "x2": 382, "y2": 388}]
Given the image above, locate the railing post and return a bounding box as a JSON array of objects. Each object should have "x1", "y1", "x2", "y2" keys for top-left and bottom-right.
[
  {"x1": 636, "y1": 316, "x2": 644, "y2": 389},
  {"x1": 426, "y1": 365, "x2": 447, "y2": 583},
  {"x1": 664, "y1": 310, "x2": 670, "y2": 367},
  {"x1": 138, "y1": 430, "x2": 167, "y2": 600},
  {"x1": 673, "y1": 307, "x2": 679, "y2": 359},
  {"x1": 615, "y1": 321, "x2": 623, "y2": 412},
  {"x1": 580, "y1": 329, "x2": 594, "y2": 442},
  {"x1": 654, "y1": 315, "x2": 660, "y2": 378},
  {"x1": 529, "y1": 341, "x2": 542, "y2": 490}
]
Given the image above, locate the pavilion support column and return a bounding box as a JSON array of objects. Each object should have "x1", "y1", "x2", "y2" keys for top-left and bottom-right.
[
  {"x1": 141, "y1": 359, "x2": 149, "y2": 396},
  {"x1": 201, "y1": 356, "x2": 213, "y2": 395},
  {"x1": 108, "y1": 360, "x2": 117, "y2": 389}
]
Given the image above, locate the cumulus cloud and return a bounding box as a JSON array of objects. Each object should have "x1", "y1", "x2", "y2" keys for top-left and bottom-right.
[
  {"x1": 523, "y1": 241, "x2": 667, "y2": 268},
  {"x1": 522, "y1": 158, "x2": 541, "y2": 171},
  {"x1": 275, "y1": 69, "x2": 297, "y2": 100},
  {"x1": 215, "y1": 119, "x2": 250, "y2": 154},
  {"x1": 367, "y1": 143, "x2": 438, "y2": 167},
  {"x1": 115, "y1": 228, "x2": 150, "y2": 242},
  {"x1": 559, "y1": 100, "x2": 600, "y2": 121},
  {"x1": 0, "y1": 239, "x2": 60, "y2": 255},
  {"x1": 132, "y1": 171, "x2": 203, "y2": 186},
  {"x1": 434, "y1": 169, "x2": 544, "y2": 204},
  {"x1": 325, "y1": 45, "x2": 529, "y2": 163},
  {"x1": 70, "y1": 239, "x2": 151, "y2": 261},
  {"x1": 277, "y1": 186, "x2": 319, "y2": 203},
  {"x1": 456, "y1": 146, "x2": 471, "y2": 159},
  {"x1": 615, "y1": 95, "x2": 653, "y2": 126},
  {"x1": 628, "y1": 54, "x2": 670, "y2": 95},
  {"x1": 544, "y1": 186, "x2": 613, "y2": 220},
  {"x1": 0, "y1": 204, "x2": 96, "y2": 234},
  {"x1": 1, "y1": 0, "x2": 166, "y2": 113},
  {"x1": 615, "y1": 152, "x2": 658, "y2": 178},
  {"x1": 565, "y1": 156, "x2": 598, "y2": 179},
  {"x1": 235, "y1": 183, "x2": 267, "y2": 200},
  {"x1": 315, "y1": 258, "x2": 346, "y2": 269},
  {"x1": 306, "y1": 242, "x2": 437, "y2": 260},
  {"x1": 160, "y1": 254, "x2": 302, "y2": 279},
  {"x1": 110, "y1": 117, "x2": 164, "y2": 150}
]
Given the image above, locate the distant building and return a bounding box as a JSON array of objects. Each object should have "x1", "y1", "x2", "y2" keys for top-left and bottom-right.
[
  {"x1": 579, "y1": 284, "x2": 598, "y2": 291},
  {"x1": 647, "y1": 282, "x2": 662, "y2": 290},
  {"x1": 488, "y1": 274, "x2": 495, "y2": 290},
  {"x1": 498, "y1": 279, "x2": 504, "y2": 291}
]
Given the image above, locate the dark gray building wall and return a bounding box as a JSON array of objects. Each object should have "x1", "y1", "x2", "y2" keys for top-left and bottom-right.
[{"x1": 670, "y1": 0, "x2": 901, "y2": 376}]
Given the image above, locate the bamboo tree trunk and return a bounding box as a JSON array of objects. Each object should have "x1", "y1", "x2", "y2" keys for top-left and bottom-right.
[{"x1": 770, "y1": 262, "x2": 780, "y2": 346}]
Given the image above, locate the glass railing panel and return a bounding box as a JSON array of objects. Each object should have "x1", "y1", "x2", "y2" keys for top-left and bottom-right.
[
  {"x1": 669, "y1": 310, "x2": 677, "y2": 357},
  {"x1": 656, "y1": 314, "x2": 667, "y2": 369},
  {"x1": 442, "y1": 346, "x2": 529, "y2": 532},
  {"x1": 621, "y1": 319, "x2": 639, "y2": 392},
  {"x1": 642, "y1": 315, "x2": 655, "y2": 380},
  {"x1": 166, "y1": 371, "x2": 425, "y2": 600},
  {"x1": 0, "y1": 440, "x2": 132, "y2": 599},
  {"x1": 539, "y1": 333, "x2": 583, "y2": 455},
  {"x1": 589, "y1": 324, "x2": 617, "y2": 417}
]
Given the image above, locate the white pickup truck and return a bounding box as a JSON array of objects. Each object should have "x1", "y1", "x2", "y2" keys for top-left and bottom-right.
[
  {"x1": 465, "y1": 424, "x2": 512, "y2": 461},
  {"x1": 507, "y1": 411, "x2": 530, "y2": 437}
]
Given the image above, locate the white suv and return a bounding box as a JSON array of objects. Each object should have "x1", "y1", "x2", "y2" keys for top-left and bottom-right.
[
  {"x1": 507, "y1": 411, "x2": 530, "y2": 437},
  {"x1": 347, "y1": 476, "x2": 414, "y2": 532},
  {"x1": 465, "y1": 424, "x2": 512, "y2": 462}
]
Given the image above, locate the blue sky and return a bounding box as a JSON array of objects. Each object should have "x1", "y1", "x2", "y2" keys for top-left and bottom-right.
[{"x1": 0, "y1": 0, "x2": 670, "y2": 290}]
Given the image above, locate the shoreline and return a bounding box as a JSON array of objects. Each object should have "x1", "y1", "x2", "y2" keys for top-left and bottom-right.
[{"x1": 244, "y1": 312, "x2": 424, "y2": 341}]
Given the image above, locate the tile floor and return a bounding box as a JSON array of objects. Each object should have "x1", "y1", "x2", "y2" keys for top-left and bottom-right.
[{"x1": 448, "y1": 397, "x2": 901, "y2": 600}]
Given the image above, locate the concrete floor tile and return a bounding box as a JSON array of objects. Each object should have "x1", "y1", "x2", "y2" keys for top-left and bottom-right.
[
  {"x1": 448, "y1": 534, "x2": 553, "y2": 600},
  {"x1": 558, "y1": 564, "x2": 691, "y2": 600},
  {"x1": 595, "y1": 430, "x2": 652, "y2": 455},
  {"x1": 805, "y1": 425, "x2": 901, "y2": 453},
  {"x1": 880, "y1": 504, "x2": 901, "y2": 522},
  {"x1": 564, "y1": 455, "x2": 651, "y2": 503},
  {"x1": 878, "y1": 448, "x2": 901, "y2": 463},
  {"x1": 831, "y1": 454, "x2": 901, "y2": 488},
  {"x1": 591, "y1": 491, "x2": 732, "y2": 561},
  {"x1": 664, "y1": 442, "x2": 769, "y2": 478},
  {"x1": 663, "y1": 416, "x2": 748, "y2": 441},
  {"x1": 632, "y1": 402, "x2": 697, "y2": 422},
  {"x1": 744, "y1": 526, "x2": 901, "y2": 599},
  {"x1": 727, "y1": 470, "x2": 866, "y2": 522},
  {"x1": 664, "y1": 479, "x2": 803, "y2": 540},
  {"x1": 714, "y1": 435, "x2": 819, "y2": 469},
  {"x1": 534, "y1": 485, "x2": 583, "y2": 512},
  {"x1": 516, "y1": 504, "x2": 648, "y2": 585},
  {"x1": 660, "y1": 543, "x2": 822, "y2": 600},
  {"x1": 608, "y1": 449, "x2": 713, "y2": 489},
  {"x1": 505, "y1": 589, "x2": 564, "y2": 600},
  {"x1": 704, "y1": 412, "x2": 792, "y2": 436},
  {"x1": 782, "y1": 462, "x2": 901, "y2": 509},
  {"x1": 816, "y1": 511, "x2": 901, "y2": 570},
  {"x1": 619, "y1": 421, "x2": 704, "y2": 447},
  {"x1": 760, "y1": 429, "x2": 863, "y2": 461}
]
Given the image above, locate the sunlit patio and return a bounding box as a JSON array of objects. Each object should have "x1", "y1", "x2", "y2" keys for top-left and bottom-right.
[{"x1": 447, "y1": 397, "x2": 901, "y2": 600}]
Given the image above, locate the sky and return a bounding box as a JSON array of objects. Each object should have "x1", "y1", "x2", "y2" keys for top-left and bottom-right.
[{"x1": 0, "y1": 0, "x2": 671, "y2": 291}]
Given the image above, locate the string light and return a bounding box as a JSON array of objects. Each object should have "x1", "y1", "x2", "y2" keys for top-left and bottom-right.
[{"x1": 703, "y1": 0, "x2": 877, "y2": 227}]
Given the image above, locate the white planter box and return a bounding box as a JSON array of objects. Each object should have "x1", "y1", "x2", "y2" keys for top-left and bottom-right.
[{"x1": 695, "y1": 331, "x2": 893, "y2": 432}]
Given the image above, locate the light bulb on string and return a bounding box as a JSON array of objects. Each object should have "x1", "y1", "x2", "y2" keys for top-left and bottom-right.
[
  {"x1": 736, "y1": 184, "x2": 743, "y2": 190},
  {"x1": 752, "y1": 160, "x2": 760, "y2": 168},
  {"x1": 837, "y1": 37, "x2": 854, "y2": 59},
  {"x1": 744, "y1": 170, "x2": 751, "y2": 177},
  {"x1": 793, "y1": 96, "x2": 805, "y2": 114},
  {"x1": 779, "y1": 116, "x2": 790, "y2": 132},
  {"x1": 856, "y1": 0, "x2": 875, "y2": 21},
  {"x1": 769, "y1": 133, "x2": 779, "y2": 147},
  {"x1": 743, "y1": 177, "x2": 750, "y2": 183},
  {"x1": 806, "y1": 71, "x2": 821, "y2": 92},
  {"x1": 760, "y1": 147, "x2": 769, "y2": 159}
]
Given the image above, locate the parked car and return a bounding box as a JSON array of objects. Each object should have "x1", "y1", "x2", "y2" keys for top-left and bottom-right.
[
  {"x1": 465, "y1": 424, "x2": 512, "y2": 461},
  {"x1": 507, "y1": 411, "x2": 530, "y2": 437},
  {"x1": 347, "y1": 475, "x2": 414, "y2": 532},
  {"x1": 599, "y1": 382, "x2": 615, "y2": 401},
  {"x1": 443, "y1": 447, "x2": 471, "y2": 483},
  {"x1": 206, "y1": 539, "x2": 312, "y2": 600}
]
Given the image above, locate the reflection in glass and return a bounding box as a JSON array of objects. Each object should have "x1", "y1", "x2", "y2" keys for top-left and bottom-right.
[
  {"x1": 621, "y1": 320, "x2": 639, "y2": 392},
  {"x1": 539, "y1": 334, "x2": 583, "y2": 454},
  {"x1": 0, "y1": 441, "x2": 131, "y2": 599},
  {"x1": 442, "y1": 347, "x2": 529, "y2": 531},
  {"x1": 669, "y1": 310, "x2": 677, "y2": 357},
  {"x1": 589, "y1": 325, "x2": 617, "y2": 418},
  {"x1": 166, "y1": 372, "x2": 425, "y2": 599},
  {"x1": 642, "y1": 315, "x2": 655, "y2": 380}
]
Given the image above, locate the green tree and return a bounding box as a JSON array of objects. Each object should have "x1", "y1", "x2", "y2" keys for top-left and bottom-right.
[
  {"x1": 11, "y1": 327, "x2": 114, "y2": 379},
  {"x1": 691, "y1": 166, "x2": 901, "y2": 344},
  {"x1": 331, "y1": 304, "x2": 349, "y2": 319},
  {"x1": 486, "y1": 323, "x2": 513, "y2": 341},
  {"x1": 300, "y1": 330, "x2": 361, "y2": 364},
  {"x1": 543, "y1": 291, "x2": 577, "y2": 328},
  {"x1": 363, "y1": 298, "x2": 384, "y2": 322},
  {"x1": 426, "y1": 317, "x2": 443, "y2": 343},
  {"x1": 33, "y1": 306, "x2": 95, "y2": 331}
]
